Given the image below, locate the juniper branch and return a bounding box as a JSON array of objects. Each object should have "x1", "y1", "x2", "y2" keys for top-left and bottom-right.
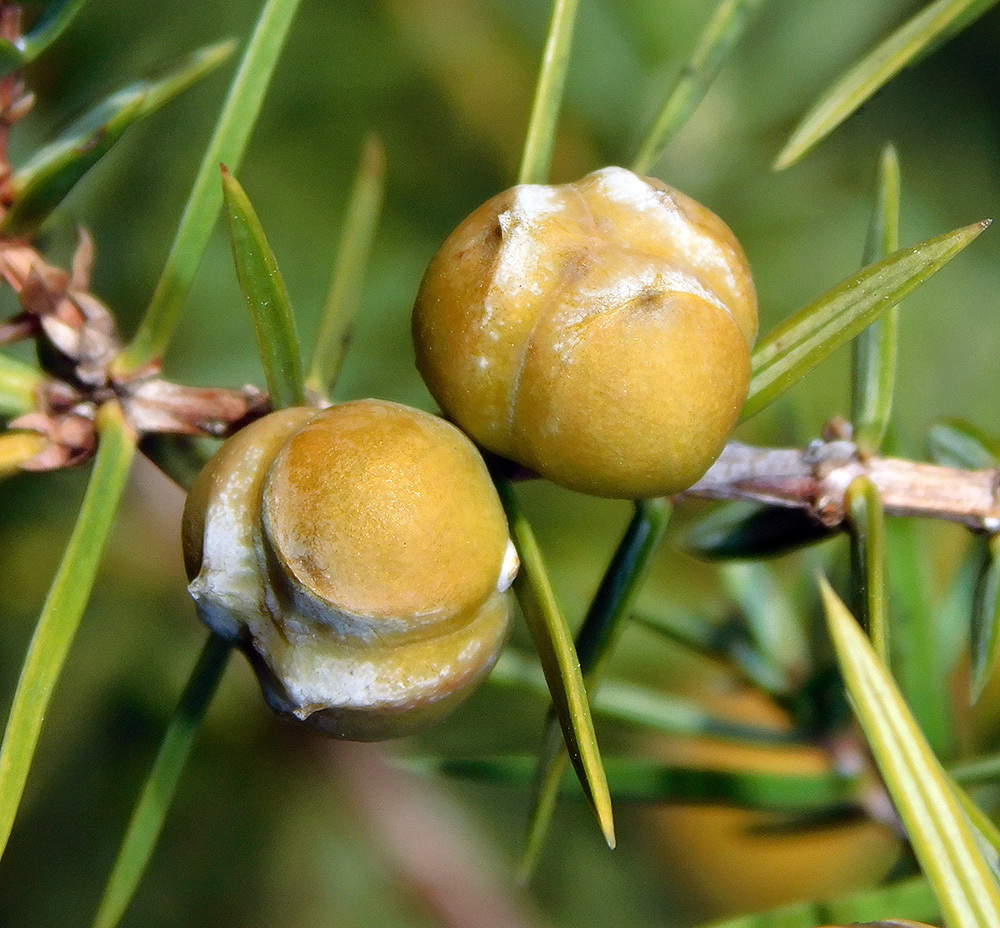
[{"x1": 685, "y1": 437, "x2": 1000, "y2": 532}]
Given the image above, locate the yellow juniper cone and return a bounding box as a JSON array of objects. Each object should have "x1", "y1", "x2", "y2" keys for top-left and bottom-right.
[
  {"x1": 412, "y1": 166, "x2": 758, "y2": 498},
  {"x1": 182, "y1": 399, "x2": 518, "y2": 741}
]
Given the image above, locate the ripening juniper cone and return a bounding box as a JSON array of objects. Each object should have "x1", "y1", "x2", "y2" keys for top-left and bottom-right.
[
  {"x1": 182, "y1": 400, "x2": 518, "y2": 741},
  {"x1": 412, "y1": 166, "x2": 758, "y2": 498}
]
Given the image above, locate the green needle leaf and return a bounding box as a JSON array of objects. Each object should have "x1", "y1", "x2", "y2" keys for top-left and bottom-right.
[
  {"x1": 305, "y1": 136, "x2": 386, "y2": 399},
  {"x1": 2, "y1": 89, "x2": 144, "y2": 237},
  {"x1": 686, "y1": 501, "x2": 834, "y2": 560},
  {"x1": 0, "y1": 0, "x2": 95, "y2": 79},
  {"x1": 18, "y1": 0, "x2": 93, "y2": 64},
  {"x1": 634, "y1": 609, "x2": 790, "y2": 696},
  {"x1": 0, "y1": 402, "x2": 137, "y2": 862},
  {"x1": 502, "y1": 29, "x2": 590, "y2": 873},
  {"x1": 90, "y1": 432, "x2": 221, "y2": 928},
  {"x1": 632, "y1": 608, "x2": 721, "y2": 655},
  {"x1": 2, "y1": 40, "x2": 234, "y2": 238},
  {"x1": 851, "y1": 144, "x2": 900, "y2": 454},
  {"x1": 721, "y1": 562, "x2": 810, "y2": 696},
  {"x1": 926, "y1": 419, "x2": 1000, "y2": 470},
  {"x1": 774, "y1": 0, "x2": 999, "y2": 169},
  {"x1": 885, "y1": 517, "x2": 955, "y2": 759},
  {"x1": 572, "y1": 500, "x2": 671, "y2": 677},
  {"x1": 699, "y1": 875, "x2": 936, "y2": 928},
  {"x1": 91, "y1": 634, "x2": 231, "y2": 928},
  {"x1": 0, "y1": 40, "x2": 21, "y2": 79},
  {"x1": 136, "y1": 40, "x2": 237, "y2": 115},
  {"x1": 221, "y1": 166, "x2": 305, "y2": 410},
  {"x1": 632, "y1": 0, "x2": 768, "y2": 174},
  {"x1": 951, "y1": 751, "x2": 1000, "y2": 788},
  {"x1": 413, "y1": 754, "x2": 860, "y2": 813},
  {"x1": 844, "y1": 922, "x2": 937, "y2": 927},
  {"x1": 517, "y1": 0, "x2": 580, "y2": 186},
  {"x1": 743, "y1": 219, "x2": 990, "y2": 420},
  {"x1": 518, "y1": 726, "x2": 562, "y2": 882},
  {"x1": 604, "y1": 758, "x2": 858, "y2": 811},
  {"x1": 521, "y1": 498, "x2": 670, "y2": 878},
  {"x1": 846, "y1": 476, "x2": 890, "y2": 664},
  {"x1": 495, "y1": 480, "x2": 615, "y2": 848},
  {"x1": 0, "y1": 353, "x2": 41, "y2": 417},
  {"x1": 949, "y1": 775, "x2": 1000, "y2": 872},
  {"x1": 971, "y1": 533, "x2": 1000, "y2": 703},
  {"x1": 820, "y1": 577, "x2": 1000, "y2": 928},
  {"x1": 116, "y1": 0, "x2": 305, "y2": 375},
  {"x1": 591, "y1": 676, "x2": 794, "y2": 742},
  {"x1": 490, "y1": 649, "x2": 793, "y2": 745}
]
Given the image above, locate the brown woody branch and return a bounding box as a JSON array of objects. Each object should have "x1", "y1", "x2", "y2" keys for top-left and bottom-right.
[{"x1": 685, "y1": 438, "x2": 1000, "y2": 533}]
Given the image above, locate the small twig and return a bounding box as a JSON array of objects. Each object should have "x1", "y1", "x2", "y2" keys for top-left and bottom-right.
[
  {"x1": 685, "y1": 438, "x2": 1000, "y2": 532},
  {"x1": 121, "y1": 377, "x2": 267, "y2": 437},
  {"x1": 0, "y1": 230, "x2": 269, "y2": 468}
]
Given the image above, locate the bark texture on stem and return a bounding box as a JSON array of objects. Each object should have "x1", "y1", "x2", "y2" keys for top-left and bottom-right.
[{"x1": 686, "y1": 439, "x2": 1000, "y2": 532}]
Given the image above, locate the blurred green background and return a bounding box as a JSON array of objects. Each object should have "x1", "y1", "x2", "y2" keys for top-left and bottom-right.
[{"x1": 2, "y1": 1, "x2": 1000, "y2": 925}]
